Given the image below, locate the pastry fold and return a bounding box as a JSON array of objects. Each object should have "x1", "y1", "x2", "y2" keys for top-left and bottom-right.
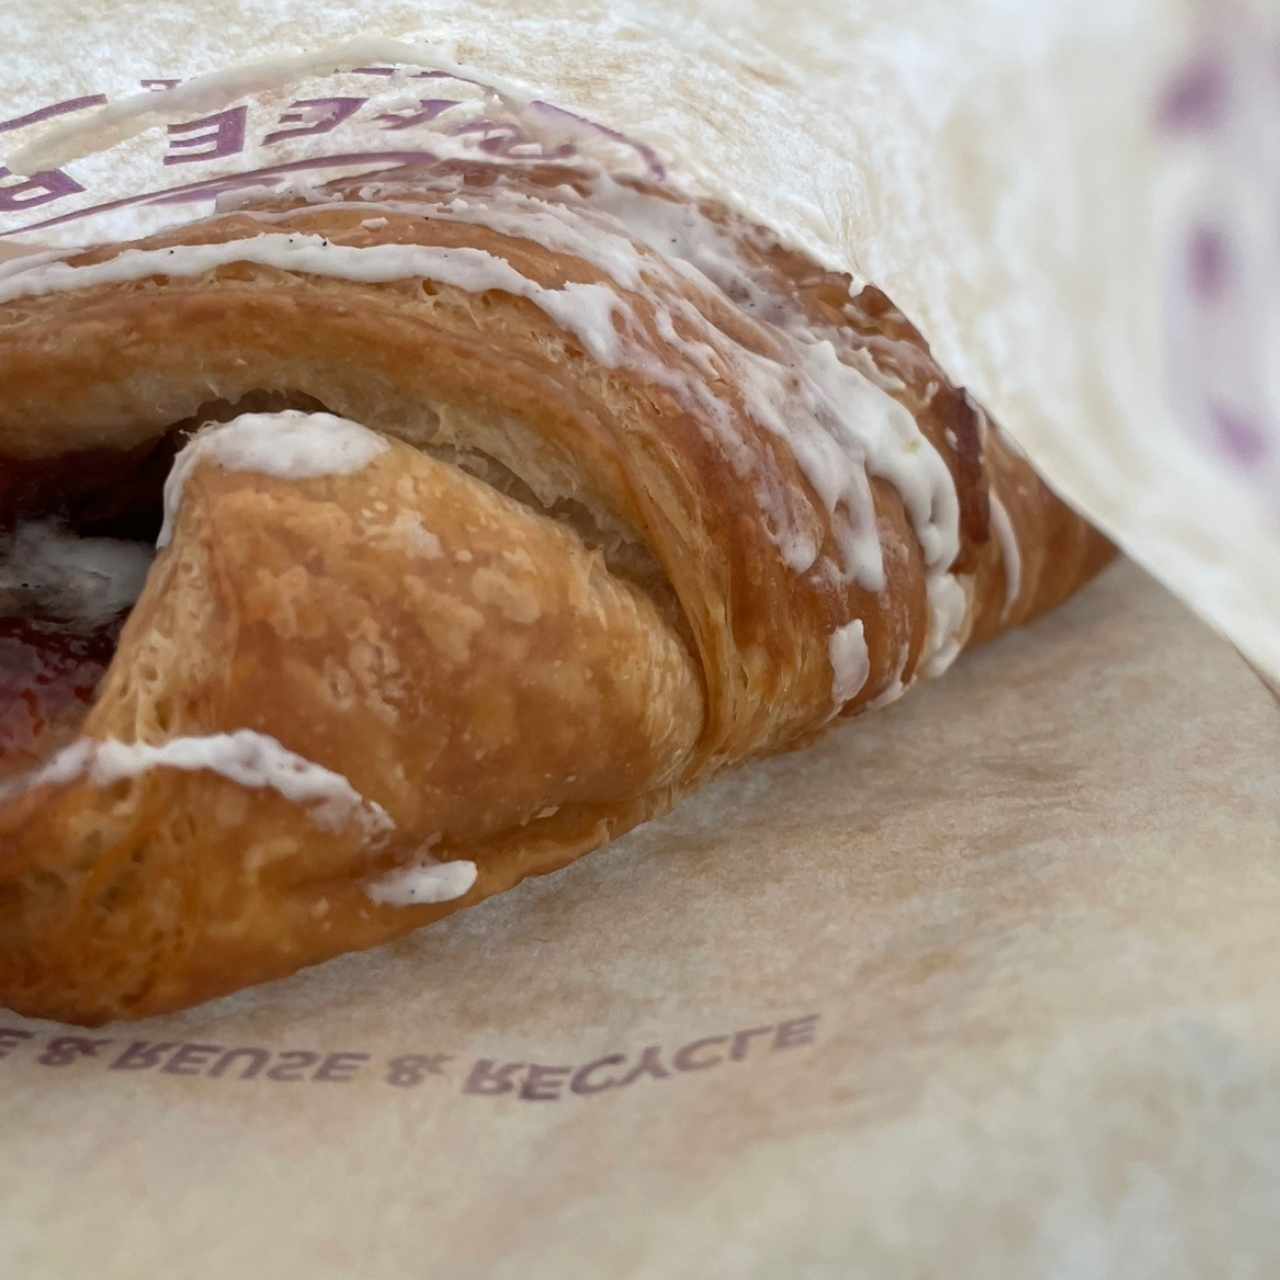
[{"x1": 0, "y1": 161, "x2": 1113, "y2": 1022}]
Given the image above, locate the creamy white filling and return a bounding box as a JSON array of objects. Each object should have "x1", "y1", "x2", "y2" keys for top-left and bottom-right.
[
  {"x1": 158, "y1": 410, "x2": 390, "y2": 547},
  {"x1": 366, "y1": 858, "x2": 478, "y2": 906},
  {"x1": 0, "y1": 520, "x2": 153, "y2": 624}
]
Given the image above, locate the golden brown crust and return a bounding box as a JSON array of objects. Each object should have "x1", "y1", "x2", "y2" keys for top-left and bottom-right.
[
  {"x1": 0, "y1": 164, "x2": 1113, "y2": 1022},
  {"x1": 0, "y1": 442, "x2": 701, "y2": 1021}
]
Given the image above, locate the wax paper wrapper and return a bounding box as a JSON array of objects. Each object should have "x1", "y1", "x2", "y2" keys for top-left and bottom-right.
[
  {"x1": 2, "y1": 2, "x2": 1279, "y2": 1276},
  {"x1": 3, "y1": 0, "x2": 1279, "y2": 677}
]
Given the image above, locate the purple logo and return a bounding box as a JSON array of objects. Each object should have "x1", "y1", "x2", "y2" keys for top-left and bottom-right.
[
  {"x1": 1160, "y1": 10, "x2": 1280, "y2": 483},
  {"x1": 0, "y1": 66, "x2": 666, "y2": 240}
]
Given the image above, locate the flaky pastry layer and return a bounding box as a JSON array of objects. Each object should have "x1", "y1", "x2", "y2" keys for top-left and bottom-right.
[{"x1": 0, "y1": 161, "x2": 1113, "y2": 1021}]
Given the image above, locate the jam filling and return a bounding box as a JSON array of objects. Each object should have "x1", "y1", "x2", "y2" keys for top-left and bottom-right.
[
  {"x1": 0, "y1": 394, "x2": 328, "y2": 777},
  {"x1": 0, "y1": 436, "x2": 175, "y2": 776},
  {"x1": 0, "y1": 614, "x2": 126, "y2": 773}
]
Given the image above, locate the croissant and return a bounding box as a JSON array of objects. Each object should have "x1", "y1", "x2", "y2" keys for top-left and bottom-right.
[{"x1": 0, "y1": 159, "x2": 1113, "y2": 1023}]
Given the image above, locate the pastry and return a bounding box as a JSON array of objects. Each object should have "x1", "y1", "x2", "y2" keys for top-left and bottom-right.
[{"x1": 0, "y1": 159, "x2": 1113, "y2": 1023}]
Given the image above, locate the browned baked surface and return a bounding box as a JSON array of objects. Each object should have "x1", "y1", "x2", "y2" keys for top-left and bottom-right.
[{"x1": 0, "y1": 163, "x2": 1113, "y2": 1022}]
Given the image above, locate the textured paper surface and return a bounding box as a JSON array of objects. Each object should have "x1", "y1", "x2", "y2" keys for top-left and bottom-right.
[
  {"x1": 2, "y1": 0, "x2": 1279, "y2": 680},
  {"x1": 2, "y1": 563, "x2": 1279, "y2": 1278},
  {"x1": 3, "y1": 5, "x2": 1280, "y2": 1275}
]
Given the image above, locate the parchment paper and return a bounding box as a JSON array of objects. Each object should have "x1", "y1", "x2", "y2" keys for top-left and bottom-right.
[
  {"x1": 4, "y1": 0, "x2": 1279, "y2": 679},
  {"x1": 1, "y1": 563, "x2": 1277, "y2": 1277},
  {"x1": 3, "y1": 4, "x2": 1280, "y2": 1276}
]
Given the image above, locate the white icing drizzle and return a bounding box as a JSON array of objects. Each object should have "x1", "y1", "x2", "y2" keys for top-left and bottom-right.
[
  {"x1": 988, "y1": 492, "x2": 1022, "y2": 620},
  {"x1": 228, "y1": 186, "x2": 960, "y2": 593},
  {"x1": 920, "y1": 573, "x2": 972, "y2": 679},
  {"x1": 390, "y1": 190, "x2": 650, "y2": 289},
  {"x1": 411, "y1": 178, "x2": 961, "y2": 588},
  {"x1": 0, "y1": 248, "x2": 75, "y2": 281},
  {"x1": 829, "y1": 618, "x2": 870, "y2": 707},
  {"x1": 866, "y1": 641, "x2": 913, "y2": 712},
  {"x1": 866, "y1": 676, "x2": 908, "y2": 712},
  {"x1": 2, "y1": 165, "x2": 971, "y2": 678},
  {"x1": 2, "y1": 730, "x2": 393, "y2": 837},
  {"x1": 159, "y1": 410, "x2": 390, "y2": 547},
  {"x1": 366, "y1": 858, "x2": 478, "y2": 906},
  {"x1": 8, "y1": 738, "x2": 92, "y2": 795},
  {"x1": 0, "y1": 520, "x2": 152, "y2": 625},
  {"x1": 0, "y1": 234, "x2": 625, "y2": 368}
]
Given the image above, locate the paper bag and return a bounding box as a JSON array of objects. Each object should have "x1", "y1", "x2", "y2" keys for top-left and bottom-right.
[
  {"x1": 4, "y1": 0, "x2": 1279, "y2": 675},
  {"x1": 2, "y1": 4, "x2": 1278, "y2": 1274}
]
